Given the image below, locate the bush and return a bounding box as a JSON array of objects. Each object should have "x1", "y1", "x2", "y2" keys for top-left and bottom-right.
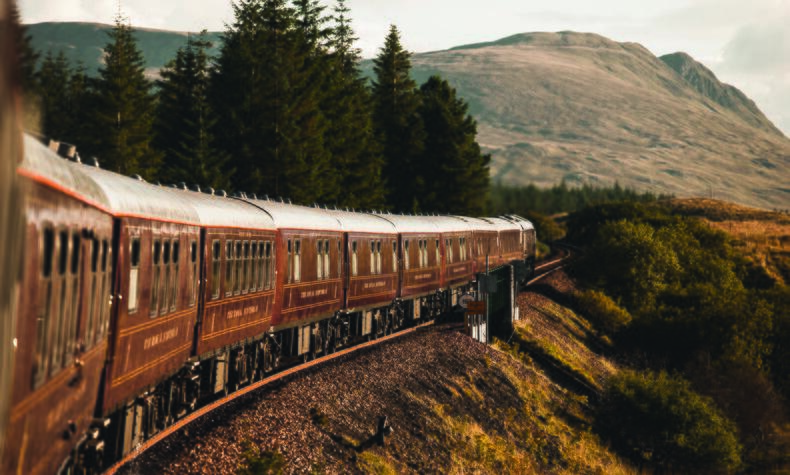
[
  {"x1": 575, "y1": 290, "x2": 631, "y2": 334},
  {"x1": 238, "y1": 441, "x2": 285, "y2": 475},
  {"x1": 597, "y1": 370, "x2": 741, "y2": 473}
]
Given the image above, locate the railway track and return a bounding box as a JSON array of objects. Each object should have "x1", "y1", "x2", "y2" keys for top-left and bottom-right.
[
  {"x1": 105, "y1": 319, "x2": 437, "y2": 474},
  {"x1": 106, "y1": 250, "x2": 570, "y2": 474}
]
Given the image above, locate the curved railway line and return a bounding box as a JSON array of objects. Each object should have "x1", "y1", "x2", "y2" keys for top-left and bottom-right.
[{"x1": 105, "y1": 248, "x2": 573, "y2": 474}]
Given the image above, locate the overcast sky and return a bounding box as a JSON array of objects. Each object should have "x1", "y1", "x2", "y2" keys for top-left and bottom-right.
[{"x1": 19, "y1": 0, "x2": 790, "y2": 135}]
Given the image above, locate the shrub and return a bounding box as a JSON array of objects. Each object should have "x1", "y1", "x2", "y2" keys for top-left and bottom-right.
[
  {"x1": 575, "y1": 290, "x2": 631, "y2": 334},
  {"x1": 238, "y1": 441, "x2": 286, "y2": 475},
  {"x1": 597, "y1": 370, "x2": 741, "y2": 473}
]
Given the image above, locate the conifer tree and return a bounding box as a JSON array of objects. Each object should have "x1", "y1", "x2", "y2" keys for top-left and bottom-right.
[
  {"x1": 324, "y1": 0, "x2": 385, "y2": 209},
  {"x1": 63, "y1": 63, "x2": 95, "y2": 155},
  {"x1": 371, "y1": 25, "x2": 425, "y2": 212},
  {"x1": 156, "y1": 32, "x2": 232, "y2": 190},
  {"x1": 37, "y1": 50, "x2": 72, "y2": 140},
  {"x1": 212, "y1": 0, "x2": 333, "y2": 204},
  {"x1": 418, "y1": 75, "x2": 490, "y2": 215},
  {"x1": 91, "y1": 15, "x2": 161, "y2": 178}
]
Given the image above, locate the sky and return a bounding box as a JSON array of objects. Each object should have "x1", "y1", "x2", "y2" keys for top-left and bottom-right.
[{"x1": 18, "y1": 0, "x2": 790, "y2": 135}]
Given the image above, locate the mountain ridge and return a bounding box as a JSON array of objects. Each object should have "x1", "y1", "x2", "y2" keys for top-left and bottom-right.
[{"x1": 25, "y1": 23, "x2": 790, "y2": 209}]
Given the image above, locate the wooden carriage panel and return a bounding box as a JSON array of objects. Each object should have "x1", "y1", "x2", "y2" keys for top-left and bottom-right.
[
  {"x1": 102, "y1": 218, "x2": 198, "y2": 412},
  {"x1": 345, "y1": 233, "x2": 398, "y2": 311},
  {"x1": 197, "y1": 229, "x2": 277, "y2": 355},
  {"x1": 4, "y1": 181, "x2": 112, "y2": 475},
  {"x1": 442, "y1": 231, "x2": 475, "y2": 288},
  {"x1": 273, "y1": 230, "x2": 344, "y2": 329},
  {"x1": 399, "y1": 233, "x2": 442, "y2": 299}
]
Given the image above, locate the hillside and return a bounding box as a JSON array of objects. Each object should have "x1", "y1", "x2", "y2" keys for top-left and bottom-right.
[
  {"x1": 116, "y1": 272, "x2": 632, "y2": 474},
  {"x1": 27, "y1": 24, "x2": 790, "y2": 209},
  {"x1": 399, "y1": 32, "x2": 790, "y2": 210}
]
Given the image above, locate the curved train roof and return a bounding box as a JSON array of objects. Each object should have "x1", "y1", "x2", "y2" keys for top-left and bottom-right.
[
  {"x1": 79, "y1": 165, "x2": 201, "y2": 225},
  {"x1": 324, "y1": 209, "x2": 397, "y2": 234},
  {"x1": 243, "y1": 199, "x2": 343, "y2": 232},
  {"x1": 503, "y1": 214, "x2": 535, "y2": 231},
  {"x1": 171, "y1": 190, "x2": 275, "y2": 230},
  {"x1": 450, "y1": 216, "x2": 498, "y2": 232},
  {"x1": 20, "y1": 135, "x2": 111, "y2": 210},
  {"x1": 370, "y1": 213, "x2": 442, "y2": 234},
  {"x1": 478, "y1": 216, "x2": 522, "y2": 232}
]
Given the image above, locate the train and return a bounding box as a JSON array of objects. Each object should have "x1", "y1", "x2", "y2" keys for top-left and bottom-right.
[{"x1": 1, "y1": 133, "x2": 536, "y2": 474}]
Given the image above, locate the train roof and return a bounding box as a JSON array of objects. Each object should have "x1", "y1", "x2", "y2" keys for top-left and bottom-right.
[
  {"x1": 78, "y1": 165, "x2": 202, "y2": 225},
  {"x1": 173, "y1": 191, "x2": 276, "y2": 230},
  {"x1": 502, "y1": 214, "x2": 535, "y2": 231},
  {"x1": 243, "y1": 199, "x2": 343, "y2": 232},
  {"x1": 324, "y1": 209, "x2": 397, "y2": 234},
  {"x1": 478, "y1": 216, "x2": 522, "y2": 232},
  {"x1": 369, "y1": 213, "x2": 442, "y2": 234},
  {"x1": 19, "y1": 135, "x2": 111, "y2": 210},
  {"x1": 450, "y1": 215, "x2": 500, "y2": 232},
  {"x1": 424, "y1": 215, "x2": 475, "y2": 233}
]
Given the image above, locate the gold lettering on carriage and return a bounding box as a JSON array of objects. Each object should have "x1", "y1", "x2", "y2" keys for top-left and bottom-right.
[
  {"x1": 300, "y1": 288, "x2": 328, "y2": 299},
  {"x1": 226, "y1": 305, "x2": 259, "y2": 320},
  {"x1": 452, "y1": 266, "x2": 467, "y2": 274},
  {"x1": 143, "y1": 327, "x2": 179, "y2": 350},
  {"x1": 415, "y1": 273, "x2": 431, "y2": 280},
  {"x1": 363, "y1": 281, "x2": 386, "y2": 289}
]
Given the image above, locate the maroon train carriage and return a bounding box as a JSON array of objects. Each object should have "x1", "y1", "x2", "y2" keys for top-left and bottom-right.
[
  {"x1": 243, "y1": 198, "x2": 345, "y2": 363},
  {"x1": 372, "y1": 214, "x2": 446, "y2": 321},
  {"x1": 452, "y1": 216, "x2": 499, "y2": 276},
  {"x1": 328, "y1": 208, "x2": 400, "y2": 341},
  {"x1": 502, "y1": 214, "x2": 537, "y2": 277},
  {"x1": 5, "y1": 136, "x2": 114, "y2": 475},
  {"x1": 428, "y1": 216, "x2": 476, "y2": 294},
  {"x1": 183, "y1": 189, "x2": 278, "y2": 396},
  {"x1": 483, "y1": 217, "x2": 525, "y2": 269},
  {"x1": 76, "y1": 165, "x2": 203, "y2": 461}
]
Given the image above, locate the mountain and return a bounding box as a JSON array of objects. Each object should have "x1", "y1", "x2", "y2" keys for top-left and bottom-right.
[
  {"x1": 26, "y1": 24, "x2": 790, "y2": 209},
  {"x1": 26, "y1": 22, "x2": 222, "y2": 77}
]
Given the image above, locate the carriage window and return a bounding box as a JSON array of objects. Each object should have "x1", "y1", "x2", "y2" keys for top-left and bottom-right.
[
  {"x1": 337, "y1": 239, "x2": 342, "y2": 277},
  {"x1": 34, "y1": 227, "x2": 55, "y2": 387},
  {"x1": 225, "y1": 241, "x2": 234, "y2": 297},
  {"x1": 317, "y1": 240, "x2": 324, "y2": 280},
  {"x1": 97, "y1": 239, "x2": 110, "y2": 343},
  {"x1": 212, "y1": 240, "x2": 221, "y2": 300},
  {"x1": 242, "y1": 241, "x2": 250, "y2": 294},
  {"x1": 259, "y1": 241, "x2": 266, "y2": 290},
  {"x1": 65, "y1": 232, "x2": 81, "y2": 365},
  {"x1": 50, "y1": 230, "x2": 69, "y2": 374},
  {"x1": 435, "y1": 239, "x2": 440, "y2": 266},
  {"x1": 287, "y1": 239, "x2": 292, "y2": 283},
  {"x1": 85, "y1": 239, "x2": 98, "y2": 347},
  {"x1": 151, "y1": 240, "x2": 162, "y2": 317},
  {"x1": 351, "y1": 241, "x2": 358, "y2": 276},
  {"x1": 460, "y1": 237, "x2": 466, "y2": 261},
  {"x1": 369, "y1": 240, "x2": 375, "y2": 275},
  {"x1": 251, "y1": 242, "x2": 259, "y2": 292},
  {"x1": 392, "y1": 241, "x2": 397, "y2": 273},
  {"x1": 404, "y1": 240, "x2": 410, "y2": 270},
  {"x1": 294, "y1": 240, "x2": 301, "y2": 282},
  {"x1": 170, "y1": 240, "x2": 179, "y2": 311},
  {"x1": 264, "y1": 241, "x2": 273, "y2": 289},
  {"x1": 129, "y1": 237, "x2": 140, "y2": 313},
  {"x1": 324, "y1": 240, "x2": 330, "y2": 279},
  {"x1": 379, "y1": 240, "x2": 383, "y2": 274},
  {"x1": 234, "y1": 241, "x2": 242, "y2": 294},
  {"x1": 189, "y1": 240, "x2": 197, "y2": 307}
]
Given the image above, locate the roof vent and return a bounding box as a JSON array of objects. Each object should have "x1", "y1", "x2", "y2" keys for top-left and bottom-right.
[
  {"x1": 177, "y1": 182, "x2": 187, "y2": 190},
  {"x1": 204, "y1": 187, "x2": 215, "y2": 195},
  {"x1": 131, "y1": 174, "x2": 144, "y2": 182},
  {"x1": 262, "y1": 194, "x2": 269, "y2": 201},
  {"x1": 84, "y1": 156, "x2": 100, "y2": 168},
  {"x1": 57, "y1": 142, "x2": 77, "y2": 160},
  {"x1": 288, "y1": 198, "x2": 292, "y2": 204},
  {"x1": 217, "y1": 189, "x2": 228, "y2": 197},
  {"x1": 277, "y1": 196, "x2": 284, "y2": 203},
  {"x1": 251, "y1": 193, "x2": 258, "y2": 200},
  {"x1": 191, "y1": 184, "x2": 201, "y2": 193}
]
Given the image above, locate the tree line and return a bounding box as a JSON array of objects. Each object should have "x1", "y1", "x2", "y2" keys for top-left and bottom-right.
[
  {"x1": 15, "y1": 0, "x2": 490, "y2": 215},
  {"x1": 567, "y1": 202, "x2": 790, "y2": 472}
]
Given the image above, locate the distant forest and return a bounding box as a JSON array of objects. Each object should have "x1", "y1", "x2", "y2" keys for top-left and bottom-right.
[{"x1": 14, "y1": 0, "x2": 661, "y2": 216}]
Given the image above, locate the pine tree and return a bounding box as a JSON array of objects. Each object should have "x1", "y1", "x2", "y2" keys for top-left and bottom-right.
[
  {"x1": 37, "y1": 50, "x2": 72, "y2": 140},
  {"x1": 324, "y1": 0, "x2": 385, "y2": 209},
  {"x1": 212, "y1": 0, "x2": 333, "y2": 204},
  {"x1": 418, "y1": 76, "x2": 490, "y2": 215},
  {"x1": 63, "y1": 63, "x2": 96, "y2": 156},
  {"x1": 371, "y1": 25, "x2": 425, "y2": 212},
  {"x1": 155, "y1": 32, "x2": 232, "y2": 190},
  {"x1": 90, "y1": 14, "x2": 161, "y2": 178}
]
